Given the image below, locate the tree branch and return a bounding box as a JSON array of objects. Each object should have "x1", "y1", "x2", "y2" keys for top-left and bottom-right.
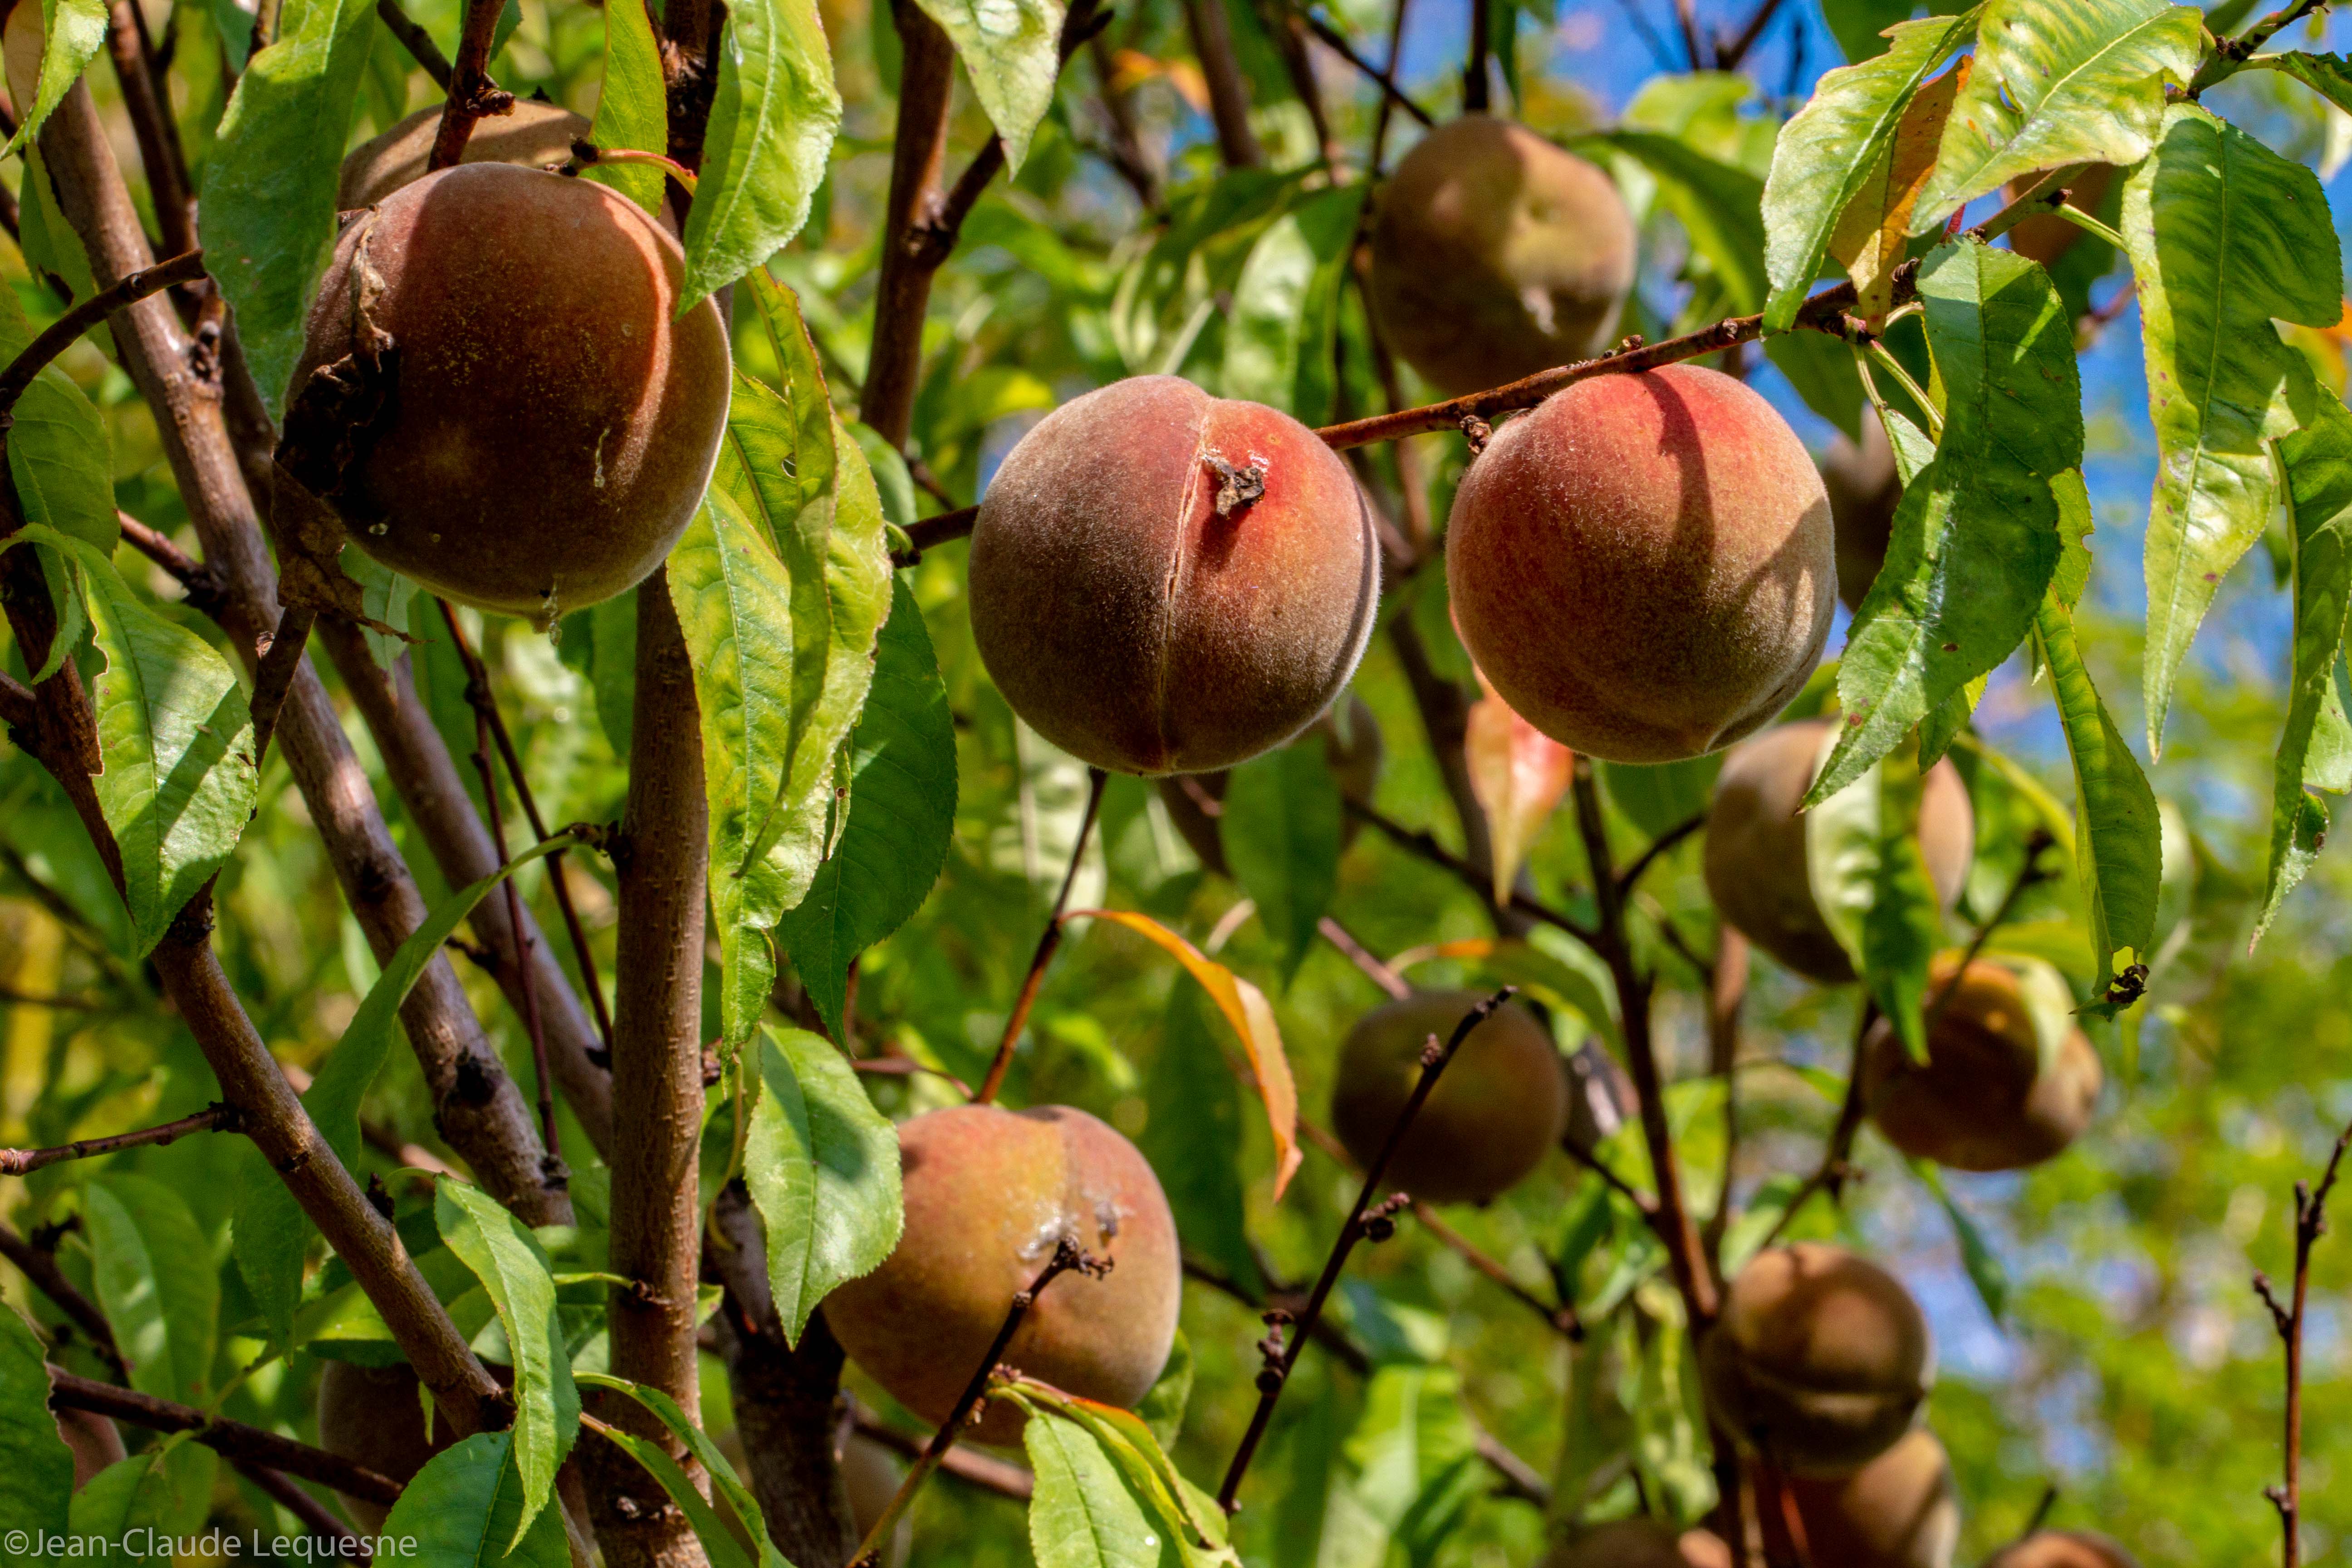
[
  {"x1": 51, "y1": 1373, "x2": 403, "y2": 1507},
  {"x1": 0, "y1": 1220, "x2": 127, "y2": 1377},
  {"x1": 1757, "y1": 1000, "x2": 1878, "y2": 1254},
  {"x1": 0, "y1": 250, "x2": 204, "y2": 422},
  {"x1": 233, "y1": 1461, "x2": 372, "y2": 1562},
  {"x1": 1462, "y1": 0, "x2": 1490, "y2": 111},
  {"x1": 1184, "y1": 0, "x2": 1265, "y2": 170},
  {"x1": 376, "y1": 0, "x2": 453, "y2": 88},
  {"x1": 102, "y1": 0, "x2": 197, "y2": 265},
  {"x1": 849, "y1": 1408, "x2": 1034, "y2": 1502},
  {"x1": 862, "y1": 0, "x2": 960, "y2": 448},
  {"x1": 0, "y1": 1102, "x2": 241, "y2": 1175},
  {"x1": 1291, "y1": 4, "x2": 1432, "y2": 127},
  {"x1": 977, "y1": 766, "x2": 1107, "y2": 1104},
  {"x1": 426, "y1": 0, "x2": 517, "y2": 173},
  {"x1": 1347, "y1": 798, "x2": 1593, "y2": 941},
  {"x1": 2255, "y1": 1116, "x2": 2350, "y2": 1568}
]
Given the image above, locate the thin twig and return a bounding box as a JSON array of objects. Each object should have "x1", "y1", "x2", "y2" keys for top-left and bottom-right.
[
  {"x1": 245, "y1": 604, "x2": 318, "y2": 774},
  {"x1": 1561, "y1": 1131, "x2": 1654, "y2": 1213},
  {"x1": 0, "y1": 982, "x2": 105, "y2": 1009},
  {"x1": 2254, "y1": 1116, "x2": 2350, "y2": 1568},
  {"x1": 1293, "y1": 5, "x2": 1432, "y2": 126},
  {"x1": 1923, "y1": 827, "x2": 2053, "y2": 1038},
  {"x1": 1216, "y1": 989, "x2": 1517, "y2": 1511},
  {"x1": 1757, "y1": 1000, "x2": 1879, "y2": 1253},
  {"x1": 0, "y1": 250, "x2": 204, "y2": 422},
  {"x1": 1348, "y1": 799, "x2": 1597, "y2": 941},
  {"x1": 51, "y1": 1373, "x2": 404, "y2": 1504},
  {"x1": 1369, "y1": 0, "x2": 1415, "y2": 173},
  {"x1": 0, "y1": 671, "x2": 36, "y2": 731},
  {"x1": 1672, "y1": 0, "x2": 1706, "y2": 67},
  {"x1": 1463, "y1": 0, "x2": 1492, "y2": 109},
  {"x1": 0, "y1": 1220, "x2": 127, "y2": 1376},
  {"x1": 1616, "y1": 811, "x2": 1705, "y2": 897},
  {"x1": 848, "y1": 1406, "x2": 1034, "y2": 1501},
  {"x1": 2192, "y1": 0, "x2": 2330, "y2": 92},
  {"x1": 233, "y1": 1462, "x2": 372, "y2": 1562},
  {"x1": 976, "y1": 766, "x2": 1107, "y2": 1104},
  {"x1": 1701, "y1": 925, "x2": 1749, "y2": 1271},
  {"x1": 1715, "y1": 0, "x2": 1789, "y2": 70},
  {"x1": 850, "y1": 1056, "x2": 975, "y2": 1099},
  {"x1": 1, "y1": 1102, "x2": 241, "y2": 1175},
  {"x1": 376, "y1": 0, "x2": 453, "y2": 88},
  {"x1": 1572, "y1": 760, "x2": 1717, "y2": 1327},
  {"x1": 850, "y1": 1238, "x2": 1107, "y2": 1564},
  {"x1": 890, "y1": 503, "x2": 979, "y2": 565},
  {"x1": 426, "y1": 0, "x2": 516, "y2": 173},
  {"x1": 1319, "y1": 915, "x2": 1413, "y2": 1000}
]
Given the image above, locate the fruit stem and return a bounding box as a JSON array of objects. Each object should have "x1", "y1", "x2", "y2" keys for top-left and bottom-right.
[{"x1": 1214, "y1": 988, "x2": 1517, "y2": 1513}]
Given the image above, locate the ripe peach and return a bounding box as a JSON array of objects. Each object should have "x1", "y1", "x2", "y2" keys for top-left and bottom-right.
[
  {"x1": 1760, "y1": 1429, "x2": 1960, "y2": 1568},
  {"x1": 1330, "y1": 990, "x2": 1567, "y2": 1205},
  {"x1": 823, "y1": 1104, "x2": 1181, "y2": 1446},
  {"x1": 1543, "y1": 1519, "x2": 1734, "y2": 1568},
  {"x1": 1445, "y1": 364, "x2": 1835, "y2": 763},
  {"x1": 316, "y1": 1361, "x2": 455, "y2": 1530},
  {"x1": 1157, "y1": 693, "x2": 1382, "y2": 875},
  {"x1": 1863, "y1": 958, "x2": 2102, "y2": 1172},
  {"x1": 1701, "y1": 1243, "x2": 1933, "y2": 1477},
  {"x1": 968, "y1": 376, "x2": 1379, "y2": 775},
  {"x1": 338, "y1": 101, "x2": 593, "y2": 210},
  {"x1": 1702, "y1": 719, "x2": 1975, "y2": 984},
  {"x1": 1984, "y1": 1530, "x2": 2142, "y2": 1568},
  {"x1": 291, "y1": 163, "x2": 729, "y2": 625},
  {"x1": 1822, "y1": 418, "x2": 1901, "y2": 612},
  {"x1": 1367, "y1": 116, "x2": 1637, "y2": 397}
]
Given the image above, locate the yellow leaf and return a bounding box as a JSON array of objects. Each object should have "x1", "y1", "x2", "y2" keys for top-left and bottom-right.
[
  {"x1": 1831, "y1": 57, "x2": 1970, "y2": 319},
  {"x1": 1465, "y1": 671, "x2": 1573, "y2": 906},
  {"x1": 1073, "y1": 909, "x2": 1301, "y2": 1198}
]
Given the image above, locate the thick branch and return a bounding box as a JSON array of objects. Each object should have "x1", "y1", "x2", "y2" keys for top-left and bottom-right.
[
  {"x1": 102, "y1": 0, "x2": 196, "y2": 263},
  {"x1": 1184, "y1": 0, "x2": 1265, "y2": 170},
  {"x1": 34, "y1": 78, "x2": 569, "y2": 1228},
  {"x1": 426, "y1": 0, "x2": 517, "y2": 172},
  {"x1": 862, "y1": 0, "x2": 959, "y2": 448},
  {"x1": 51, "y1": 1373, "x2": 403, "y2": 1506}
]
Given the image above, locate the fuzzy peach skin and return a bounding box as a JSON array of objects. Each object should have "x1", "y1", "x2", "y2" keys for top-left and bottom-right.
[
  {"x1": 294, "y1": 163, "x2": 729, "y2": 625},
  {"x1": 1701, "y1": 1242, "x2": 1934, "y2": 1478},
  {"x1": 1985, "y1": 1530, "x2": 2143, "y2": 1568},
  {"x1": 1368, "y1": 116, "x2": 1637, "y2": 398},
  {"x1": 1445, "y1": 363, "x2": 1835, "y2": 764},
  {"x1": 1863, "y1": 957, "x2": 2103, "y2": 1173},
  {"x1": 967, "y1": 375, "x2": 1380, "y2": 775},
  {"x1": 1703, "y1": 719, "x2": 1975, "y2": 984},
  {"x1": 1330, "y1": 990, "x2": 1567, "y2": 1206},
  {"x1": 1760, "y1": 1430, "x2": 1961, "y2": 1568},
  {"x1": 337, "y1": 101, "x2": 593, "y2": 210},
  {"x1": 823, "y1": 1104, "x2": 1180, "y2": 1447}
]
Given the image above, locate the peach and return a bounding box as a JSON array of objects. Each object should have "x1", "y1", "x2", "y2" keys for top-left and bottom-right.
[
  {"x1": 1760, "y1": 1429, "x2": 1960, "y2": 1568},
  {"x1": 1445, "y1": 364, "x2": 1835, "y2": 763},
  {"x1": 290, "y1": 163, "x2": 729, "y2": 625},
  {"x1": 316, "y1": 1361, "x2": 455, "y2": 1530},
  {"x1": 338, "y1": 101, "x2": 593, "y2": 210},
  {"x1": 1368, "y1": 116, "x2": 1637, "y2": 397},
  {"x1": 823, "y1": 1104, "x2": 1180, "y2": 1446},
  {"x1": 1984, "y1": 1530, "x2": 2142, "y2": 1568},
  {"x1": 968, "y1": 376, "x2": 1379, "y2": 774},
  {"x1": 1156, "y1": 692, "x2": 1382, "y2": 875},
  {"x1": 1823, "y1": 417, "x2": 1902, "y2": 612},
  {"x1": 1701, "y1": 1243, "x2": 1933, "y2": 1477},
  {"x1": 1703, "y1": 719, "x2": 1975, "y2": 984},
  {"x1": 1543, "y1": 1519, "x2": 1734, "y2": 1568},
  {"x1": 1863, "y1": 958, "x2": 2102, "y2": 1172},
  {"x1": 1330, "y1": 990, "x2": 1567, "y2": 1205}
]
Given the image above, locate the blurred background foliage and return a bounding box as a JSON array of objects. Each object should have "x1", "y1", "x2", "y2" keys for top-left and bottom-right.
[{"x1": 4, "y1": 0, "x2": 2352, "y2": 1563}]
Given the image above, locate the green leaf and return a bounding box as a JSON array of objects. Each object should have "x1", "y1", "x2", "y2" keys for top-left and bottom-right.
[
  {"x1": 340, "y1": 546, "x2": 418, "y2": 674},
  {"x1": 435, "y1": 1180, "x2": 577, "y2": 1545},
  {"x1": 744, "y1": 1025, "x2": 903, "y2": 1343},
  {"x1": 912, "y1": 0, "x2": 1065, "y2": 173},
  {"x1": 1761, "y1": 10, "x2": 1979, "y2": 329},
  {"x1": 5, "y1": 528, "x2": 259, "y2": 955},
  {"x1": 775, "y1": 576, "x2": 956, "y2": 1040},
  {"x1": 1811, "y1": 242, "x2": 2078, "y2": 804},
  {"x1": 4, "y1": 0, "x2": 112, "y2": 157},
  {"x1": 200, "y1": 0, "x2": 379, "y2": 415},
  {"x1": 1220, "y1": 737, "x2": 1342, "y2": 985},
  {"x1": 83, "y1": 1176, "x2": 217, "y2": 1405},
  {"x1": 2123, "y1": 104, "x2": 2344, "y2": 754},
  {"x1": 1911, "y1": 1161, "x2": 2008, "y2": 1322},
  {"x1": 1341, "y1": 1365, "x2": 1479, "y2": 1549},
  {"x1": 585, "y1": 0, "x2": 668, "y2": 216},
  {"x1": 379, "y1": 1433, "x2": 574, "y2": 1568},
  {"x1": 17, "y1": 148, "x2": 94, "y2": 305},
  {"x1": 1859, "y1": 741, "x2": 1941, "y2": 1060},
  {"x1": 1140, "y1": 983, "x2": 1264, "y2": 1300},
  {"x1": 0, "y1": 1304, "x2": 73, "y2": 1545},
  {"x1": 2034, "y1": 593, "x2": 2161, "y2": 982},
  {"x1": 563, "y1": 1410, "x2": 757, "y2": 1568},
  {"x1": 1911, "y1": 0, "x2": 2202, "y2": 234},
  {"x1": 2253, "y1": 50, "x2": 2352, "y2": 118},
  {"x1": 231, "y1": 834, "x2": 575, "y2": 1339},
  {"x1": 1598, "y1": 755, "x2": 1721, "y2": 838},
  {"x1": 69, "y1": 1451, "x2": 201, "y2": 1545},
  {"x1": 1137, "y1": 1330, "x2": 1192, "y2": 1452},
  {"x1": 679, "y1": 0, "x2": 842, "y2": 304},
  {"x1": 1220, "y1": 186, "x2": 1367, "y2": 426},
  {"x1": 0, "y1": 281, "x2": 115, "y2": 557},
  {"x1": 1022, "y1": 1409, "x2": 1172, "y2": 1568},
  {"x1": 589, "y1": 591, "x2": 637, "y2": 753},
  {"x1": 1599, "y1": 131, "x2": 1765, "y2": 309},
  {"x1": 1823, "y1": 0, "x2": 1950, "y2": 61},
  {"x1": 577, "y1": 1372, "x2": 794, "y2": 1568},
  {"x1": 2255, "y1": 394, "x2": 2352, "y2": 946}
]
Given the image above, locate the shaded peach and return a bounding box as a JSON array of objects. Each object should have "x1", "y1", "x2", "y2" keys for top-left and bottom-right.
[
  {"x1": 338, "y1": 101, "x2": 593, "y2": 210},
  {"x1": 316, "y1": 1361, "x2": 456, "y2": 1530},
  {"x1": 1701, "y1": 1243, "x2": 1934, "y2": 1477},
  {"x1": 53, "y1": 1407, "x2": 125, "y2": 1490},
  {"x1": 823, "y1": 1104, "x2": 1180, "y2": 1446},
  {"x1": 969, "y1": 376, "x2": 1379, "y2": 774},
  {"x1": 1543, "y1": 1519, "x2": 1735, "y2": 1568},
  {"x1": 1445, "y1": 364, "x2": 1835, "y2": 763},
  {"x1": 1823, "y1": 417, "x2": 1903, "y2": 612},
  {"x1": 1759, "y1": 1428, "x2": 1960, "y2": 1568},
  {"x1": 1368, "y1": 116, "x2": 1637, "y2": 397},
  {"x1": 1703, "y1": 719, "x2": 1975, "y2": 983},
  {"x1": 1863, "y1": 957, "x2": 2102, "y2": 1172},
  {"x1": 293, "y1": 163, "x2": 729, "y2": 624},
  {"x1": 1330, "y1": 990, "x2": 1567, "y2": 1205},
  {"x1": 1984, "y1": 1529, "x2": 2143, "y2": 1568},
  {"x1": 1157, "y1": 692, "x2": 1383, "y2": 874}
]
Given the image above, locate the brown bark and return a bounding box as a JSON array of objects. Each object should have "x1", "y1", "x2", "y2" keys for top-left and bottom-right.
[
  {"x1": 862, "y1": 0, "x2": 958, "y2": 448},
  {"x1": 583, "y1": 572, "x2": 711, "y2": 1568},
  {"x1": 1184, "y1": 0, "x2": 1264, "y2": 170},
  {"x1": 33, "y1": 79, "x2": 568, "y2": 1228}
]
